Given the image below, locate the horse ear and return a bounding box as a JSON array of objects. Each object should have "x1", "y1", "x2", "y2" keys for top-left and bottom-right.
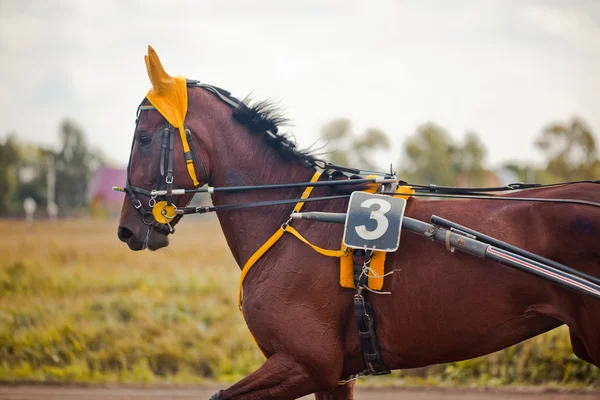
[{"x1": 145, "y1": 45, "x2": 175, "y2": 96}]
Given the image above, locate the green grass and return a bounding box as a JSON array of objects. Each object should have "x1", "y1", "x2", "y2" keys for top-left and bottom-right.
[
  {"x1": 0, "y1": 217, "x2": 264, "y2": 384},
  {"x1": 0, "y1": 217, "x2": 598, "y2": 388}
]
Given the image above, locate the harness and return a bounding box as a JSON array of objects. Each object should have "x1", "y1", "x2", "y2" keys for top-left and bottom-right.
[{"x1": 120, "y1": 72, "x2": 600, "y2": 384}]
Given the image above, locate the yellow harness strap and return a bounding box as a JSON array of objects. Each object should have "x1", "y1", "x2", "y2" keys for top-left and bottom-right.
[
  {"x1": 283, "y1": 225, "x2": 346, "y2": 258},
  {"x1": 179, "y1": 127, "x2": 200, "y2": 187},
  {"x1": 238, "y1": 171, "x2": 323, "y2": 310}
]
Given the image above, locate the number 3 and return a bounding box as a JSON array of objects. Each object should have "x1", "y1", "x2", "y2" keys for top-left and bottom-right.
[{"x1": 355, "y1": 199, "x2": 391, "y2": 240}]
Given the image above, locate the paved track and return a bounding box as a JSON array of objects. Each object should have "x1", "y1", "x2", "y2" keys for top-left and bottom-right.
[{"x1": 0, "y1": 385, "x2": 598, "y2": 400}]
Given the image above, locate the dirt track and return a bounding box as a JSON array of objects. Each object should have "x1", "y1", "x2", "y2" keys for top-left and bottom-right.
[{"x1": 0, "y1": 385, "x2": 598, "y2": 400}]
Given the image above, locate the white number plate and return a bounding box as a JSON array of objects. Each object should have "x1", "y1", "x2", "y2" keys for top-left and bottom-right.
[{"x1": 342, "y1": 192, "x2": 406, "y2": 252}]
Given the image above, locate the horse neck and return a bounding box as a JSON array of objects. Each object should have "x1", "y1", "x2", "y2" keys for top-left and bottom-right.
[{"x1": 207, "y1": 119, "x2": 316, "y2": 268}]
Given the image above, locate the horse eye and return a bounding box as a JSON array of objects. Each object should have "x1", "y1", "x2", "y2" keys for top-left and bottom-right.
[{"x1": 139, "y1": 134, "x2": 152, "y2": 146}]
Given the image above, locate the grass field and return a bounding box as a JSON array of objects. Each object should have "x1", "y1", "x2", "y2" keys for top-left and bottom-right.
[{"x1": 0, "y1": 217, "x2": 598, "y2": 388}]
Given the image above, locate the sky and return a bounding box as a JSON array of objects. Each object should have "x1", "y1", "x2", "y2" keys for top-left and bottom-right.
[{"x1": 1, "y1": 0, "x2": 599, "y2": 172}]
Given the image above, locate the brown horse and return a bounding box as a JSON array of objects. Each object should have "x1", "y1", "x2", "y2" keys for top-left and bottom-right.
[{"x1": 117, "y1": 48, "x2": 599, "y2": 399}]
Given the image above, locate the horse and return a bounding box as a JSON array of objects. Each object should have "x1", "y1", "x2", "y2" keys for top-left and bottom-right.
[{"x1": 117, "y1": 46, "x2": 599, "y2": 399}]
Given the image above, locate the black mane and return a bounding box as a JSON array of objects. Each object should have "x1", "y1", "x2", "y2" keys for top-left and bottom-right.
[
  {"x1": 233, "y1": 98, "x2": 323, "y2": 168},
  {"x1": 190, "y1": 80, "x2": 324, "y2": 169},
  {"x1": 231, "y1": 97, "x2": 375, "y2": 192}
]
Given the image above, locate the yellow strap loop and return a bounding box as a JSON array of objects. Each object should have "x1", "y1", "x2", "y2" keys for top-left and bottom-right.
[
  {"x1": 179, "y1": 126, "x2": 200, "y2": 187},
  {"x1": 283, "y1": 225, "x2": 346, "y2": 258}
]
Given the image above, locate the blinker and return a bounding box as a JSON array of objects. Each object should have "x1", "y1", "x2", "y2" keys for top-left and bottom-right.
[{"x1": 152, "y1": 200, "x2": 177, "y2": 224}]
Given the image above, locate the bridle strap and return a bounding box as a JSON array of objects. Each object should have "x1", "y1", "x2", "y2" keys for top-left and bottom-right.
[
  {"x1": 132, "y1": 104, "x2": 208, "y2": 186},
  {"x1": 158, "y1": 129, "x2": 168, "y2": 179},
  {"x1": 166, "y1": 125, "x2": 175, "y2": 205}
]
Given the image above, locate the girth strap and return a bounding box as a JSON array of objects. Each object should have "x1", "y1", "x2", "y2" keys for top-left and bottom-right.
[{"x1": 352, "y1": 250, "x2": 390, "y2": 376}]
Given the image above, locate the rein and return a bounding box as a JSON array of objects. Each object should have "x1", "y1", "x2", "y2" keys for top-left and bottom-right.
[
  {"x1": 115, "y1": 177, "x2": 600, "y2": 220},
  {"x1": 170, "y1": 189, "x2": 600, "y2": 216},
  {"x1": 120, "y1": 76, "x2": 600, "y2": 232}
]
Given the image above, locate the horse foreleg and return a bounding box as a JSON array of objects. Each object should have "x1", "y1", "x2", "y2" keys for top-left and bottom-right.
[
  {"x1": 569, "y1": 330, "x2": 595, "y2": 365},
  {"x1": 210, "y1": 353, "x2": 325, "y2": 399},
  {"x1": 314, "y1": 380, "x2": 355, "y2": 400},
  {"x1": 570, "y1": 301, "x2": 600, "y2": 368}
]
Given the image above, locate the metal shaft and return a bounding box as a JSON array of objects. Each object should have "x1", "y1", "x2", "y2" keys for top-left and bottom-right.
[
  {"x1": 430, "y1": 215, "x2": 600, "y2": 287},
  {"x1": 291, "y1": 211, "x2": 600, "y2": 302}
]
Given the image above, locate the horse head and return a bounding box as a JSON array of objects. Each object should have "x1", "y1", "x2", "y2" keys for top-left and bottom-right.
[
  {"x1": 117, "y1": 46, "x2": 323, "y2": 252},
  {"x1": 117, "y1": 46, "x2": 213, "y2": 251}
]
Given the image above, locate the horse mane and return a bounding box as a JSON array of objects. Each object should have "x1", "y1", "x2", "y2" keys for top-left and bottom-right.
[
  {"x1": 189, "y1": 81, "x2": 372, "y2": 192},
  {"x1": 190, "y1": 80, "x2": 323, "y2": 169},
  {"x1": 232, "y1": 98, "x2": 378, "y2": 194},
  {"x1": 232, "y1": 96, "x2": 325, "y2": 169}
]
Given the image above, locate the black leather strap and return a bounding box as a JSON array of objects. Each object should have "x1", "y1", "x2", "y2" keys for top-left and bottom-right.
[
  {"x1": 166, "y1": 125, "x2": 174, "y2": 205},
  {"x1": 352, "y1": 250, "x2": 390, "y2": 376}
]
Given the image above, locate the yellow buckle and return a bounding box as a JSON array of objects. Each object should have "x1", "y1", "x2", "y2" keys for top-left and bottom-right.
[{"x1": 152, "y1": 201, "x2": 177, "y2": 224}]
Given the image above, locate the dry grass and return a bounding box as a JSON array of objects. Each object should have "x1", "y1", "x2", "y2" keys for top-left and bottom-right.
[
  {"x1": 0, "y1": 217, "x2": 598, "y2": 387},
  {"x1": 0, "y1": 216, "x2": 263, "y2": 384}
]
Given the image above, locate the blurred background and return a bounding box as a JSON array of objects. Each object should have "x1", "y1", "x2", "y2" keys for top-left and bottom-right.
[{"x1": 0, "y1": 0, "x2": 598, "y2": 392}]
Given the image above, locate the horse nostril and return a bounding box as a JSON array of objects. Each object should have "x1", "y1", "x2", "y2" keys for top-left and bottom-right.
[{"x1": 118, "y1": 226, "x2": 134, "y2": 242}]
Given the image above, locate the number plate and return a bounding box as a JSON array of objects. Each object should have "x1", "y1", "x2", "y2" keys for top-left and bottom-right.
[{"x1": 342, "y1": 192, "x2": 407, "y2": 252}]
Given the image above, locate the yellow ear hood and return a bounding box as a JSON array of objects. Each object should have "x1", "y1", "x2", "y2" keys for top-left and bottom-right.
[{"x1": 144, "y1": 45, "x2": 188, "y2": 130}]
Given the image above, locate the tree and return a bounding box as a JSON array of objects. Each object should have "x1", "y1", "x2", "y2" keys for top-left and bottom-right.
[
  {"x1": 0, "y1": 134, "x2": 19, "y2": 215},
  {"x1": 455, "y1": 132, "x2": 488, "y2": 186},
  {"x1": 320, "y1": 118, "x2": 390, "y2": 171},
  {"x1": 54, "y1": 119, "x2": 94, "y2": 208},
  {"x1": 400, "y1": 122, "x2": 459, "y2": 185},
  {"x1": 534, "y1": 117, "x2": 599, "y2": 182},
  {"x1": 400, "y1": 123, "x2": 490, "y2": 186}
]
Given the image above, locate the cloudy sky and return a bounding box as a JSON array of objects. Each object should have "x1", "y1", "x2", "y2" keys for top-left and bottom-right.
[{"x1": 1, "y1": 0, "x2": 599, "y2": 171}]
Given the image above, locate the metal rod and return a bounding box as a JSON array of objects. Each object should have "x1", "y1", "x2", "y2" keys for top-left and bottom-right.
[
  {"x1": 291, "y1": 211, "x2": 600, "y2": 302},
  {"x1": 485, "y1": 247, "x2": 600, "y2": 301},
  {"x1": 430, "y1": 215, "x2": 600, "y2": 287},
  {"x1": 290, "y1": 212, "x2": 346, "y2": 224}
]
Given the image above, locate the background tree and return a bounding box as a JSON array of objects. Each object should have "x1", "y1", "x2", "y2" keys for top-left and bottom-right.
[
  {"x1": 399, "y1": 122, "x2": 459, "y2": 185},
  {"x1": 455, "y1": 132, "x2": 488, "y2": 186},
  {"x1": 13, "y1": 145, "x2": 53, "y2": 207},
  {"x1": 399, "y1": 123, "x2": 490, "y2": 186},
  {"x1": 54, "y1": 119, "x2": 95, "y2": 208},
  {"x1": 320, "y1": 118, "x2": 390, "y2": 171},
  {"x1": 0, "y1": 134, "x2": 19, "y2": 215},
  {"x1": 534, "y1": 116, "x2": 599, "y2": 183}
]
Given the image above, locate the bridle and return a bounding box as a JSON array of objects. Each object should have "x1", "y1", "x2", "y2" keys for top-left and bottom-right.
[
  {"x1": 123, "y1": 82, "x2": 210, "y2": 234},
  {"x1": 122, "y1": 78, "x2": 309, "y2": 233}
]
